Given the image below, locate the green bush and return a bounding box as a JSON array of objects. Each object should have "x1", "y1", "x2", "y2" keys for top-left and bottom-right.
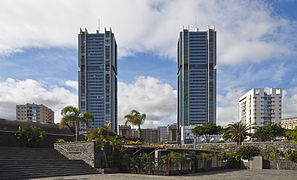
[
  {"x1": 14, "y1": 125, "x2": 47, "y2": 148},
  {"x1": 236, "y1": 145, "x2": 261, "y2": 159},
  {"x1": 268, "y1": 148, "x2": 283, "y2": 160},
  {"x1": 285, "y1": 150, "x2": 297, "y2": 163},
  {"x1": 56, "y1": 139, "x2": 66, "y2": 143},
  {"x1": 225, "y1": 157, "x2": 241, "y2": 169},
  {"x1": 119, "y1": 153, "x2": 131, "y2": 171}
]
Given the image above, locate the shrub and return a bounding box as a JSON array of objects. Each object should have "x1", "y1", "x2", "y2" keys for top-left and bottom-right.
[
  {"x1": 268, "y1": 148, "x2": 283, "y2": 160},
  {"x1": 225, "y1": 157, "x2": 241, "y2": 169},
  {"x1": 14, "y1": 125, "x2": 47, "y2": 148},
  {"x1": 285, "y1": 150, "x2": 297, "y2": 163},
  {"x1": 56, "y1": 139, "x2": 66, "y2": 143},
  {"x1": 236, "y1": 145, "x2": 261, "y2": 159}
]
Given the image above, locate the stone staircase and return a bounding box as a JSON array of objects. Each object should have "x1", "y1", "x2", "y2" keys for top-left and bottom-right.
[{"x1": 0, "y1": 147, "x2": 100, "y2": 179}]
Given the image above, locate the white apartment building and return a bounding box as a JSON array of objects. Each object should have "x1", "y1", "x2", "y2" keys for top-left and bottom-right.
[{"x1": 239, "y1": 88, "x2": 282, "y2": 133}]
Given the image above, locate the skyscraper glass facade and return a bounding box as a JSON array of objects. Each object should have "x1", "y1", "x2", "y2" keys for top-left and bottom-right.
[
  {"x1": 78, "y1": 28, "x2": 117, "y2": 132},
  {"x1": 177, "y1": 28, "x2": 216, "y2": 143}
]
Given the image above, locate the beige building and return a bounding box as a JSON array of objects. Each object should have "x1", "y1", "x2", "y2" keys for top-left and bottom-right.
[
  {"x1": 158, "y1": 126, "x2": 168, "y2": 143},
  {"x1": 118, "y1": 125, "x2": 132, "y2": 136},
  {"x1": 281, "y1": 117, "x2": 297, "y2": 130},
  {"x1": 118, "y1": 125, "x2": 159, "y2": 143},
  {"x1": 16, "y1": 103, "x2": 54, "y2": 124},
  {"x1": 167, "y1": 123, "x2": 177, "y2": 143},
  {"x1": 239, "y1": 88, "x2": 282, "y2": 133},
  {"x1": 140, "y1": 129, "x2": 159, "y2": 144}
]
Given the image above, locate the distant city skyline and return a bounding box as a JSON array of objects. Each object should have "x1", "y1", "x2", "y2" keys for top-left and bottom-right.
[{"x1": 0, "y1": 0, "x2": 297, "y2": 128}]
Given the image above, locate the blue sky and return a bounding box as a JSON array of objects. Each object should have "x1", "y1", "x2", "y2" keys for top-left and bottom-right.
[{"x1": 0, "y1": 0, "x2": 297, "y2": 127}]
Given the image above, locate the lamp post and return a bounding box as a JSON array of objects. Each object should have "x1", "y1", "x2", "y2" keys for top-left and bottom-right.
[{"x1": 67, "y1": 111, "x2": 81, "y2": 142}]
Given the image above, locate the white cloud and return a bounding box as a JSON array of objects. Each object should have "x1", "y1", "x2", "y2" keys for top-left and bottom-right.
[
  {"x1": 0, "y1": 0, "x2": 296, "y2": 64},
  {"x1": 65, "y1": 80, "x2": 78, "y2": 90},
  {"x1": 216, "y1": 86, "x2": 246, "y2": 126},
  {"x1": 0, "y1": 77, "x2": 177, "y2": 128},
  {"x1": 0, "y1": 78, "x2": 77, "y2": 123},
  {"x1": 118, "y1": 76, "x2": 177, "y2": 128},
  {"x1": 1, "y1": 77, "x2": 295, "y2": 128},
  {"x1": 283, "y1": 87, "x2": 297, "y2": 119}
]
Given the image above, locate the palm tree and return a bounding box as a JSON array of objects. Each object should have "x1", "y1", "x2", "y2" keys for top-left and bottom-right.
[
  {"x1": 223, "y1": 122, "x2": 250, "y2": 145},
  {"x1": 60, "y1": 106, "x2": 94, "y2": 141},
  {"x1": 124, "y1": 110, "x2": 146, "y2": 138}
]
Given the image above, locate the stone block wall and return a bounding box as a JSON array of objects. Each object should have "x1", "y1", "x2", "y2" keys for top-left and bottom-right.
[
  {"x1": 264, "y1": 160, "x2": 297, "y2": 170},
  {"x1": 54, "y1": 141, "x2": 106, "y2": 168}
]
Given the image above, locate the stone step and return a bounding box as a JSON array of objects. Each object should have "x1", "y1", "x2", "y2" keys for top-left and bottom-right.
[
  {"x1": 0, "y1": 147, "x2": 100, "y2": 179},
  {"x1": 0, "y1": 159, "x2": 99, "y2": 179},
  {"x1": 0, "y1": 171, "x2": 99, "y2": 180},
  {"x1": 0, "y1": 147, "x2": 66, "y2": 160}
]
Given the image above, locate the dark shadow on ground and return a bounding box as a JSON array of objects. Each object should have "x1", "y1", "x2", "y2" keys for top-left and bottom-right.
[{"x1": 185, "y1": 169, "x2": 244, "y2": 176}]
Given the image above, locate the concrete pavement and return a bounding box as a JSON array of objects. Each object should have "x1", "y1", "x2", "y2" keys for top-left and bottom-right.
[{"x1": 36, "y1": 169, "x2": 297, "y2": 180}]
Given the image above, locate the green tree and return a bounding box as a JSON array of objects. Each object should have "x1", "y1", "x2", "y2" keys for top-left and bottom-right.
[
  {"x1": 87, "y1": 122, "x2": 122, "y2": 168},
  {"x1": 86, "y1": 122, "x2": 117, "y2": 148},
  {"x1": 124, "y1": 110, "x2": 146, "y2": 138},
  {"x1": 223, "y1": 122, "x2": 250, "y2": 145},
  {"x1": 14, "y1": 126, "x2": 47, "y2": 148},
  {"x1": 191, "y1": 123, "x2": 223, "y2": 142},
  {"x1": 60, "y1": 105, "x2": 94, "y2": 141},
  {"x1": 286, "y1": 127, "x2": 297, "y2": 144},
  {"x1": 236, "y1": 145, "x2": 261, "y2": 159},
  {"x1": 253, "y1": 124, "x2": 286, "y2": 141}
]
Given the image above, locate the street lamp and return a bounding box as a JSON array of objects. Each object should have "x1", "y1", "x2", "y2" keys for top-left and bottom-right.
[{"x1": 67, "y1": 111, "x2": 79, "y2": 141}]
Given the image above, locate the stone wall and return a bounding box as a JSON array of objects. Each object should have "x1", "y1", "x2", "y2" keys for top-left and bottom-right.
[
  {"x1": 54, "y1": 141, "x2": 106, "y2": 168},
  {"x1": 264, "y1": 160, "x2": 297, "y2": 170},
  {"x1": 196, "y1": 141, "x2": 297, "y2": 154}
]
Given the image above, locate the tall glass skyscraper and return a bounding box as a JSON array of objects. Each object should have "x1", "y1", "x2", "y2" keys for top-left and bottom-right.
[
  {"x1": 177, "y1": 27, "x2": 216, "y2": 144},
  {"x1": 78, "y1": 28, "x2": 117, "y2": 132}
]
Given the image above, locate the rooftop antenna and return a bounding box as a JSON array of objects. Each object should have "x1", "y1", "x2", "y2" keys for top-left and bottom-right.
[
  {"x1": 195, "y1": 16, "x2": 197, "y2": 28},
  {"x1": 195, "y1": 16, "x2": 199, "y2": 31},
  {"x1": 97, "y1": 19, "x2": 100, "y2": 33}
]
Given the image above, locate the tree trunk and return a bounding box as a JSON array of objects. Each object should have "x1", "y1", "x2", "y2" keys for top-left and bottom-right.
[
  {"x1": 138, "y1": 124, "x2": 141, "y2": 138},
  {"x1": 75, "y1": 118, "x2": 79, "y2": 142}
]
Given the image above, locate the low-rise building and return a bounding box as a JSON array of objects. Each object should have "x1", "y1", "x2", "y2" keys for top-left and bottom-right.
[
  {"x1": 141, "y1": 129, "x2": 159, "y2": 144},
  {"x1": 158, "y1": 126, "x2": 168, "y2": 143},
  {"x1": 118, "y1": 125, "x2": 132, "y2": 136},
  {"x1": 167, "y1": 123, "x2": 177, "y2": 143},
  {"x1": 281, "y1": 117, "x2": 297, "y2": 130},
  {"x1": 16, "y1": 103, "x2": 54, "y2": 124}
]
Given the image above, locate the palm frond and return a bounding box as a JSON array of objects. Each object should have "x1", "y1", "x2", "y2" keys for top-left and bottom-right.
[{"x1": 61, "y1": 106, "x2": 80, "y2": 116}]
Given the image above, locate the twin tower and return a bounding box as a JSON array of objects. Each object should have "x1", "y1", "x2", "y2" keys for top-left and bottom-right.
[{"x1": 78, "y1": 27, "x2": 216, "y2": 144}]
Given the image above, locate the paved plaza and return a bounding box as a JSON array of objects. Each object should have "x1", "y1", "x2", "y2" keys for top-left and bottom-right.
[{"x1": 37, "y1": 169, "x2": 297, "y2": 180}]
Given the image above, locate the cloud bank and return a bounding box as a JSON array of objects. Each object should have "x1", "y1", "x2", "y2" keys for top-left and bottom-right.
[
  {"x1": 0, "y1": 0, "x2": 296, "y2": 64},
  {"x1": 1, "y1": 76, "x2": 296, "y2": 127},
  {"x1": 0, "y1": 78, "x2": 77, "y2": 123},
  {"x1": 0, "y1": 77, "x2": 177, "y2": 128},
  {"x1": 118, "y1": 76, "x2": 177, "y2": 128}
]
